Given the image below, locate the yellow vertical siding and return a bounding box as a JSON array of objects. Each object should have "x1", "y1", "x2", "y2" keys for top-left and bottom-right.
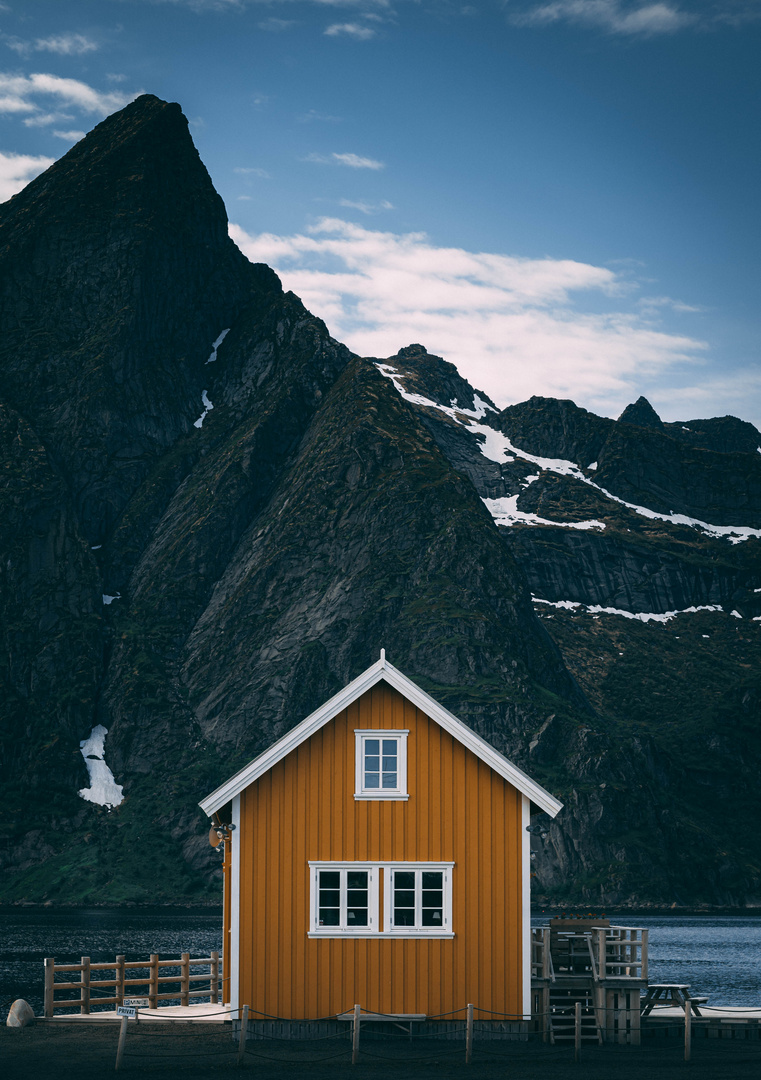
[{"x1": 237, "y1": 681, "x2": 525, "y2": 1019}]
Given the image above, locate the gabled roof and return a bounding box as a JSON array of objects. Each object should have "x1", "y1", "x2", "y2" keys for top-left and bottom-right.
[{"x1": 199, "y1": 651, "x2": 563, "y2": 818}]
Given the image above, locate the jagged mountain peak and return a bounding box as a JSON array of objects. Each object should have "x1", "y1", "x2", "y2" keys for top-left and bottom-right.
[
  {"x1": 378, "y1": 344, "x2": 497, "y2": 415},
  {"x1": 618, "y1": 395, "x2": 664, "y2": 430}
]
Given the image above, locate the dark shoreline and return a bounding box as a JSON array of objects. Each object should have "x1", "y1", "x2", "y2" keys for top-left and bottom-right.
[{"x1": 4, "y1": 903, "x2": 761, "y2": 916}]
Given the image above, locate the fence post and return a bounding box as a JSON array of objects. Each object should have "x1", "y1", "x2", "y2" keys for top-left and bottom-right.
[
  {"x1": 44, "y1": 958, "x2": 54, "y2": 1018},
  {"x1": 465, "y1": 1003, "x2": 474, "y2": 1063},
  {"x1": 684, "y1": 1000, "x2": 691, "y2": 1062},
  {"x1": 574, "y1": 1000, "x2": 581, "y2": 1062},
  {"x1": 641, "y1": 930, "x2": 649, "y2": 982},
  {"x1": 352, "y1": 1003, "x2": 361, "y2": 1064},
  {"x1": 115, "y1": 1014, "x2": 129, "y2": 1071},
  {"x1": 81, "y1": 957, "x2": 91, "y2": 1015},
  {"x1": 237, "y1": 1004, "x2": 249, "y2": 1066},
  {"x1": 181, "y1": 952, "x2": 190, "y2": 1007},
  {"x1": 210, "y1": 951, "x2": 220, "y2": 1004},
  {"x1": 149, "y1": 954, "x2": 158, "y2": 1010},
  {"x1": 115, "y1": 956, "x2": 125, "y2": 1008}
]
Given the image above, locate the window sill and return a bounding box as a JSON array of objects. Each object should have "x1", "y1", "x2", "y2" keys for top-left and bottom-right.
[
  {"x1": 308, "y1": 931, "x2": 454, "y2": 939},
  {"x1": 354, "y1": 793, "x2": 409, "y2": 801},
  {"x1": 308, "y1": 931, "x2": 380, "y2": 938},
  {"x1": 383, "y1": 931, "x2": 455, "y2": 938}
]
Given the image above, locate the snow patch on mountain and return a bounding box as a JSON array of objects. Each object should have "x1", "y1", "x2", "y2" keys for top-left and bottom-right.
[
  {"x1": 376, "y1": 362, "x2": 761, "y2": 543},
  {"x1": 533, "y1": 597, "x2": 726, "y2": 623},
  {"x1": 483, "y1": 496, "x2": 606, "y2": 532},
  {"x1": 194, "y1": 390, "x2": 214, "y2": 428},
  {"x1": 205, "y1": 328, "x2": 230, "y2": 364},
  {"x1": 78, "y1": 725, "x2": 124, "y2": 808}
]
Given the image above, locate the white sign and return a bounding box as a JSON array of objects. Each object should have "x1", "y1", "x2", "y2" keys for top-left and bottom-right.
[
  {"x1": 117, "y1": 1006, "x2": 136, "y2": 1018},
  {"x1": 123, "y1": 998, "x2": 149, "y2": 1007}
]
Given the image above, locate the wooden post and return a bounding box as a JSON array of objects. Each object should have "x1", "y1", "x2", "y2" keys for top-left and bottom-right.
[
  {"x1": 210, "y1": 951, "x2": 220, "y2": 1004},
  {"x1": 352, "y1": 1003, "x2": 361, "y2": 1064},
  {"x1": 181, "y1": 952, "x2": 190, "y2": 1007},
  {"x1": 237, "y1": 1004, "x2": 249, "y2": 1066},
  {"x1": 641, "y1": 930, "x2": 649, "y2": 982},
  {"x1": 115, "y1": 956, "x2": 125, "y2": 1008},
  {"x1": 574, "y1": 1000, "x2": 581, "y2": 1063},
  {"x1": 542, "y1": 927, "x2": 551, "y2": 979},
  {"x1": 44, "y1": 958, "x2": 54, "y2": 1018},
  {"x1": 684, "y1": 999, "x2": 691, "y2": 1062},
  {"x1": 115, "y1": 1014, "x2": 129, "y2": 1071},
  {"x1": 465, "y1": 1003, "x2": 474, "y2": 1063},
  {"x1": 81, "y1": 957, "x2": 91, "y2": 1015},
  {"x1": 149, "y1": 954, "x2": 159, "y2": 1010}
]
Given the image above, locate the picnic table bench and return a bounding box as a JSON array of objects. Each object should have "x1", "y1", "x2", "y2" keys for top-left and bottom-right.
[{"x1": 641, "y1": 984, "x2": 708, "y2": 1017}]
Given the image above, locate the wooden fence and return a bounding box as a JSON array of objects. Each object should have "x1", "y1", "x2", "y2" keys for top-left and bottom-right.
[{"x1": 43, "y1": 952, "x2": 221, "y2": 1016}]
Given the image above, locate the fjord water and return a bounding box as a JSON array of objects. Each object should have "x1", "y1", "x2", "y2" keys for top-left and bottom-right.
[
  {"x1": 0, "y1": 908, "x2": 222, "y2": 1020},
  {"x1": 2, "y1": 910, "x2": 759, "y2": 1019}
]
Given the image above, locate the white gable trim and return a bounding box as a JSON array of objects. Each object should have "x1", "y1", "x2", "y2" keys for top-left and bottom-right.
[{"x1": 199, "y1": 652, "x2": 563, "y2": 818}]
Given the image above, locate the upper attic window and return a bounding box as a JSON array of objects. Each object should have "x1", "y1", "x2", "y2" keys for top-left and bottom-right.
[{"x1": 354, "y1": 730, "x2": 409, "y2": 800}]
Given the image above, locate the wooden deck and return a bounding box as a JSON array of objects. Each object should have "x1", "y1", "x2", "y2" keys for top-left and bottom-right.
[{"x1": 39, "y1": 1003, "x2": 230, "y2": 1023}]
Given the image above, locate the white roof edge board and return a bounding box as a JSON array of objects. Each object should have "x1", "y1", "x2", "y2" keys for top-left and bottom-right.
[{"x1": 199, "y1": 654, "x2": 563, "y2": 818}]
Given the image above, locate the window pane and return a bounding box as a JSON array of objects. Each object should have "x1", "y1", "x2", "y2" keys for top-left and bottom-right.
[
  {"x1": 365, "y1": 739, "x2": 379, "y2": 754},
  {"x1": 364, "y1": 773, "x2": 380, "y2": 788},
  {"x1": 365, "y1": 755, "x2": 380, "y2": 772},
  {"x1": 347, "y1": 871, "x2": 367, "y2": 889},
  {"x1": 319, "y1": 908, "x2": 340, "y2": 926},
  {"x1": 348, "y1": 908, "x2": 368, "y2": 926},
  {"x1": 320, "y1": 871, "x2": 340, "y2": 888},
  {"x1": 394, "y1": 890, "x2": 415, "y2": 907},
  {"x1": 422, "y1": 908, "x2": 443, "y2": 926},
  {"x1": 394, "y1": 908, "x2": 416, "y2": 926},
  {"x1": 422, "y1": 872, "x2": 443, "y2": 889},
  {"x1": 382, "y1": 740, "x2": 397, "y2": 754},
  {"x1": 381, "y1": 772, "x2": 397, "y2": 788},
  {"x1": 422, "y1": 890, "x2": 443, "y2": 907},
  {"x1": 347, "y1": 890, "x2": 368, "y2": 906},
  {"x1": 382, "y1": 756, "x2": 397, "y2": 770},
  {"x1": 395, "y1": 871, "x2": 415, "y2": 889},
  {"x1": 319, "y1": 889, "x2": 340, "y2": 907}
]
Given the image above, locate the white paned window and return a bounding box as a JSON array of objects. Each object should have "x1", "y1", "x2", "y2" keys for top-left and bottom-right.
[
  {"x1": 354, "y1": 730, "x2": 409, "y2": 800},
  {"x1": 384, "y1": 864, "x2": 454, "y2": 936},
  {"x1": 308, "y1": 863, "x2": 380, "y2": 936}
]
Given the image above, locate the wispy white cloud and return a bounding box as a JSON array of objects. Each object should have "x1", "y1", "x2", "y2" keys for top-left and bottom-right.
[
  {"x1": 5, "y1": 33, "x2": 100, "y2": 57},
  {"x1": 258, "y1": 17, "x2": 296, "y2": 31},
  {"x1": 229, "y1": 217, "x2": 709, "y2": 419},
  {"x1": 304, "y1": 151, "x2": 385, "y2": 169},
  {"x1": 324, "y1": 22, "x2": 377, "y2": 38},
  {"x1": 234, "y1": 166, "x2": 271, "y2": 177},
  {"x1": 0, "y1": 150, "x2": 55, "y2": 203},
  {"x1": 511, "y1": 0, "x2": 695, "y2": 35},
  {"x1": 52, "y1": 129, "x2": 86, "y2": 142},
  {"x1": 298, "y1": 109, "x2": 343, "y2": 123},
  {"x1": 339, "y1": 197, "x2": 394, "y2": 213},
  {"x1": 0, "y1": 73, "x2": 135, "y2": 121}
]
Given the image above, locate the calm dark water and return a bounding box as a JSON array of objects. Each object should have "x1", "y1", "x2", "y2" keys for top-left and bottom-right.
[
  {"x1": 0, "y1": 907, "x2": 222, "y2": 1020},
  {"x1": 1, "y1": 909, "x2": 759, "y2": 1019},
  {"x1": 532, "y1": 914, "x2": 761, "y2": 1006}
]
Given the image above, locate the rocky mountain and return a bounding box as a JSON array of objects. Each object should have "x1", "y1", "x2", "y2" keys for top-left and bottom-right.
[{"x1": 1, "y1": 95, "x2": 759, "y2": 909}]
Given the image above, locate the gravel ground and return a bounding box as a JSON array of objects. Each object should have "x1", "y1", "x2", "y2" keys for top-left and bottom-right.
[{"x1": 4, "y1": 1024, "x2": 761, "y2": 1080}]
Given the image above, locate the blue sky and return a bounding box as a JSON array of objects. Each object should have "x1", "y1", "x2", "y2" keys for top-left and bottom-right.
[{"x1": 1, "y1": 1, "x2": 760, "y2": 427}]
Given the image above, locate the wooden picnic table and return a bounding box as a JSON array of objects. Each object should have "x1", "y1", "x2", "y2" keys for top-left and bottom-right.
[{"x1": 641, "y1": 984, "x2": 708, "y2": 1017}]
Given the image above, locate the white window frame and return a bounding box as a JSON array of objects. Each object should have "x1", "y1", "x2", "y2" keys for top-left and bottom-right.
[
  {"x1": 308, "y1": 862, "x2": 380, "y2": 937},
  {"x1": 354, "y1": 729, "x2": 409, "y2": 800},
  {"x1": 383, "y1": 863, "x2": 454, "y2": 937}
]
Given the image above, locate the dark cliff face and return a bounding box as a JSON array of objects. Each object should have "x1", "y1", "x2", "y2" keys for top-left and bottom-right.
[
  {"x1": 1, "y1": 97, "x2": 760, "y2": 910},
  {"x1": 0, "y1": 94, "x2": 277, "y2": 543}
]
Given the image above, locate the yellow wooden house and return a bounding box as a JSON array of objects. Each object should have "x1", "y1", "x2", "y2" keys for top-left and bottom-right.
[{"x1": 199, "y1": 650, "x2": 562, "y2": 1024}]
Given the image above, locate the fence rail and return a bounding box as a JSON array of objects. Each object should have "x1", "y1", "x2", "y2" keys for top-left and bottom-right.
[{"x1": 43, "y1": 952, "x2": 221, "y2": 1016}]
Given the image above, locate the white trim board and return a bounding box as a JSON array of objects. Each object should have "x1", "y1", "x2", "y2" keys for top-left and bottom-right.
[{"x1": 199, "y1": 652, "x2": 563, "y2": 818}]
